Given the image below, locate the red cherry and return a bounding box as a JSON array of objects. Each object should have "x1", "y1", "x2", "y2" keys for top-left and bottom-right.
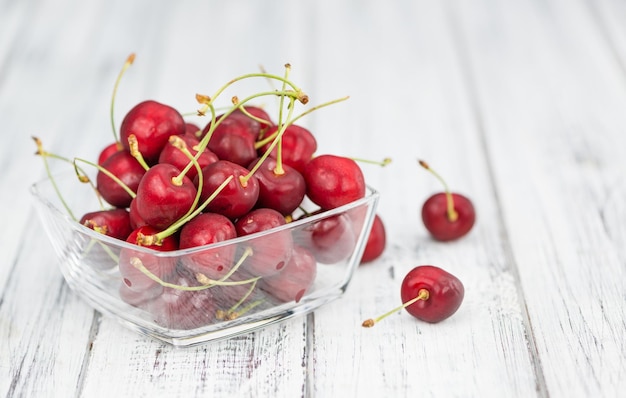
[
  {"x1": 422, "y1": 193, "x2": 475, "y2": 241},
  {"x1": 362, "y1": 265, "x2": 464, "y2": 327},
  {"x1": 296, "y1": 212, "x2": 356, "y2": 264},
  {"x1": 134, "y1": 163, "x2": 197, "y2": 230},
  {"x1": 79, "y1": 208, "x2": 132, "y2": 241},
  {"x1": 145, "y1": 275, "x2": 215, "y2": 330},
  {"x1": 259, "y1": 245, "x2": 317, "y2": 303},
  {"x1": 303, "y1": 154, "x2": 366, "y2": 210},
  {"x1": 360, "y1": 214, "x2": 386, "y2": 264},
  {"x1": 419, "y1": 160, "x2": 475, "y2": 241},
  {"x1": 400, "y1": 266, "x2": 464, "y2": 323},
  {"x1": 205, "y1": 116, "x2": 258, "y2": 167},
  {"x1": 118, "y1": 226, "x2": 178, "y2": 294},
  {"x1": 97, "y1": 142, "x2": 124, "y2": 165},
  {"x1": 235, "y1": 208, "x2": 293, "y2": 277},
  {"x1": 195, "y1": 160, "x2": 260, "y2": 220},
  {"x1": 128, "y1": 198, "x2": 148, "y2": 230},
  {"x1": 119, "y1": 100, "x2": 185, "y2": 164},
  {"x1": 158, "y1": 134, "x2": 218, "y2": 180},
  {"x1": 184, "y1": 122, "x2": 201, "y2": 138},
  {"x1": 247, "y1": 157, "x2": 306, "y2": 216},
  {"x1": 230, "y1": 106, "x2": 273, "y2": 140},
  {"x1": 96, "y1": 150, "x2": 146, "y2": 208},
  {"x1": 258, "y1": 124, "x2": 317, "y2": 175},
  {"x1": 179, "y1": 213, "x2": 238, "y2": 280}
]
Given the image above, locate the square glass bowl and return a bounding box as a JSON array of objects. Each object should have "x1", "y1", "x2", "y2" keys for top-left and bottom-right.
[{"x1": 30, "y1": 172, "x2": 379, "y2": 346}]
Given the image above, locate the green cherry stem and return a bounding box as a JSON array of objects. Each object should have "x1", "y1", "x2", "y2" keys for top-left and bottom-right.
[
  {"x1": 139, "y1": 175, "x2": 234, "y2": 246},
  {"x1": 110, "y1": 53, "x2": 135, "y2": 144},
  {"x1": 362, "y1": 288, "x2": 430, "y2": 328},
  {"x1": 419, "y1": 160, "x2": 458, "y2": 222},
  {"x1": 73, "y1": 156, "x2": 137, "y2": 200},
  {"x1": 352, "y1": 157, "x2": 392, "y2": 167},
  {"x1": 127, "y1": 134, "x2": 150, "y2": 171},
  {"x1": 130, "y1": 255, "x2": 260, "y2": 291}
]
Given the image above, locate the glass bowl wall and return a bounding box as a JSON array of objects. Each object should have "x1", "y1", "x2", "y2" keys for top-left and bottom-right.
[{"x1": 30, "y1": 172, "x2": 379, "y2": 346}]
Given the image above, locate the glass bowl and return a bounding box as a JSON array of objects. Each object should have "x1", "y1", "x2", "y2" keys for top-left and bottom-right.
[{"x1": 30, "y1": 172, "x2": 379, "y2": 346}]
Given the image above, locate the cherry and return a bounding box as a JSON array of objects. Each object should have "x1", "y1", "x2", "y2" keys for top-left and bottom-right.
[
  {"x1": 233, "y1": 105, "x2": 273, "y2": 139},
  {"x1": 158, "y1": 133, "x2": 218, "y2": 180},
  {"x1": 259, "y1": 245, "x2": 316, "y2": 303},
  {"x1": 184, "y1": 122, "x2": 202, "y2": 138},
  {"x1": 97, "y1": 142, "x2": 124, "y2": 165},
  {"x1": 119, "y1": 100, "x2": 185, "y2": 164},
  {"x1": 96, "y1": 150, "x2": 146, "y2": 208},
  {"x1": 118, "y1": 226, "x2": 178, "y2": 294},
  {"x1": 145, "y1": 275, "x2": 215, "y2": 330},
  {"x1": 128, "y1": 198, "x2": 149, "y2": 229},
  {"x1": 134, "y1": 163, "x2": 197, "y2": 230},
  {"x1": 79, "y1": 208, "x2": 132, "y2": 241},
  {"x1": 179, "y1": 212, "x2": 238, "y2": 280},
  {"x1": 296, "y1": 212, "x2": 356, "y2": 264},
  {"x1": 303, "y1": 154, "x2": 366, "y2": 210},
  {"x1": 235, "y1": 208, "x2": 293, "y2": 277},
  {"x1": 362, "y1": 265, "x2": 464, "y2": 327},
  {"x1": 360, "y1": 214, "x2": 386, "y2": 264},
  {"x1": 195, "y1": 160, "x2": 260, "y2": 220},
  {"x1": 247, "y1": 157, "x2": 306, "y2": 216},
  {"x1": 419, "y1": 160, "x2": 475, "y2": 241},
  {"x1": 205, "y1": 116, "x2": 258, "y2": 167},
  {"x1": 257, "y1": 124, "x2": 317, "y2": 175}
]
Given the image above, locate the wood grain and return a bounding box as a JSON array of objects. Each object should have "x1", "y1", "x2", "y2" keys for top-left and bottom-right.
[{"x1": 0, "y1": 0, "x2": 625, "y2": 397}]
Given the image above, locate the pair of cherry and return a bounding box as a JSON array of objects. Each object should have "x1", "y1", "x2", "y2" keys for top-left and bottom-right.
[{"x1": 362, "y1": 160, "x2": 475, "y2": 326}]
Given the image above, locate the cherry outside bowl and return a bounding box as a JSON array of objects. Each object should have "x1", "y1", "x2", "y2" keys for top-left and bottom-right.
[{"x1": 30, "y1": 172, "x2": 379, "y2": 347}]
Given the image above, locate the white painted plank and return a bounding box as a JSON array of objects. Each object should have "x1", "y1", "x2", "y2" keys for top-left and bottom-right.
[
  {"x1": 451, "y1": 0, "x2": 626, "y2": 396},
  {"x1": 303, "y1": 1, "x2": 541, "y2": 397}
]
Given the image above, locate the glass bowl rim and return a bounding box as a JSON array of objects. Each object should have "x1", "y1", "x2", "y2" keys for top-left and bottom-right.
[{"x1": 30, "y1": 172, "x2": 380, "y2": 257}]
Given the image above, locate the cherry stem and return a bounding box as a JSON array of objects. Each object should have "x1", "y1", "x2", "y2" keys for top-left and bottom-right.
[
  {"x1": 32, "y1": 136, "x2": 77, "y2": 220},
  {"x1": 130, "y1": 249, "x2": 260, "y2": 291},
  {"x1": 253, "y1": 95, "x2": 350, "y2": 150},
  {"x1": 196, "y1": 247, "x2": 254, "y2": 286},
  {"x1": 222, "y1": 299, "x2": 264, "y2": 320},
  {"x1": 196, "y1": 70, "x2": 308, "y2": 117},
  {"x1": 110, "y1": 53, "x2": 135, "y2": 144},
  {"x1": 141, "y1": 175, "x2": 233, "y2": 245},
  {"x1": 73, "y1": 156, "x2": 137, "y2": 200},
  {"x1": 242, "y1": 96, "x2": 297, "y2": 185},
  {"x1": 216, "y1": 279, "x2": 258, "y2": 320},
  {"x1": 418, "y1": 160, "x2": 458, "y2": 222},
  {"x1": 127, "y1": 134, "x2": 150, "y2": 171},
  {"x1": 362, "y1": 288, "x2": 430, "y2": 328},
  {"x1": 352, "y1": 157, "x2": 392, "y2": 167}
]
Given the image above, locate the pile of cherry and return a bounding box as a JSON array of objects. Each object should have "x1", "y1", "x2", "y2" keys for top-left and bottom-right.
[{"x1": 37, "y1": 57, "x2": 476, "y2": 331}]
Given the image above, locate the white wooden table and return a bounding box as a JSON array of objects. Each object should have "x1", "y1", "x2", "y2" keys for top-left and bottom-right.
[{"x1": 1, "y1": 0, "x2": 625, "y2": 396}]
